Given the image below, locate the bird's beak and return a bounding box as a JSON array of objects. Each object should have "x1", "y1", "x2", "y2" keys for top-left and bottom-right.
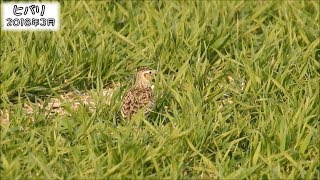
[{"x1": 152, "y1": 70, "x2": 157, "y2": 75}]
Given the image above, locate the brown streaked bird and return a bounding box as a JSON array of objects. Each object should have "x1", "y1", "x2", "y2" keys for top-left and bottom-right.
[{"x1": 121, "y1": 66, "x2": 156, "y2": 118}]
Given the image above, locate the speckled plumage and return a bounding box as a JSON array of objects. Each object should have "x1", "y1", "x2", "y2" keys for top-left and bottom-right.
[{"x1": 121, "y1": 67, "x2": 156, "y2": 118}]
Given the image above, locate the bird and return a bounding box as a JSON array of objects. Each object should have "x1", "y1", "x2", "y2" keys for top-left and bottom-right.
[{"x1": 121, "y1": 66, "x2": 156, "y2": 119}]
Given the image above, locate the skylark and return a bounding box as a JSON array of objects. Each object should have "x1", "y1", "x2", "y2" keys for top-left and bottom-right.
[{"x1": 121, "y1": 66, "x2": 156, "y2": 118}]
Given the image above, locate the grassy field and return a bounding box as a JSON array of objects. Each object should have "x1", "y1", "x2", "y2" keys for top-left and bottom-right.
[{"x1": 1, "y1": 1, "x2": 319, "y2": 179}]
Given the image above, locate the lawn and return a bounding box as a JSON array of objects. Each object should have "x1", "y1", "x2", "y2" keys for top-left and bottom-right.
[{"x1": 1, "y1": 0, "x2": 319, "y2": 179}]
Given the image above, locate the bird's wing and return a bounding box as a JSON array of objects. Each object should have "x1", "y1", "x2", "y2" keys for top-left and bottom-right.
[
  {"x1": 121, "y1": 89, "x2": 135, "y2": 118},
  {"x1": 121, "y1": 87, "x2": 154, "y2": 118}
]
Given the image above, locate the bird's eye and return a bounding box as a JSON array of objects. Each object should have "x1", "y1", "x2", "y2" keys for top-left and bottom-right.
[{"x1": 149, "y1": 71, "x2": 152, "y2": 74}]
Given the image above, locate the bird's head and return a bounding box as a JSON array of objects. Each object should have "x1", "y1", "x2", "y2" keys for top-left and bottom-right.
[{"x1": 135, "y1": 66, "x2": 156, "y2": 87}]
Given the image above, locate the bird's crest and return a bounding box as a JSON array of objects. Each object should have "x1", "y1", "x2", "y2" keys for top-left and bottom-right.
[{"x1": 137, "y1": 66, "x2": 152, "y2": 72}]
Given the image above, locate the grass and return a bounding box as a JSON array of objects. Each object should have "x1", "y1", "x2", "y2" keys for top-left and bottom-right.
[{"x1": 1, "y1": 0, "x2": 319, "y2": 179}]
